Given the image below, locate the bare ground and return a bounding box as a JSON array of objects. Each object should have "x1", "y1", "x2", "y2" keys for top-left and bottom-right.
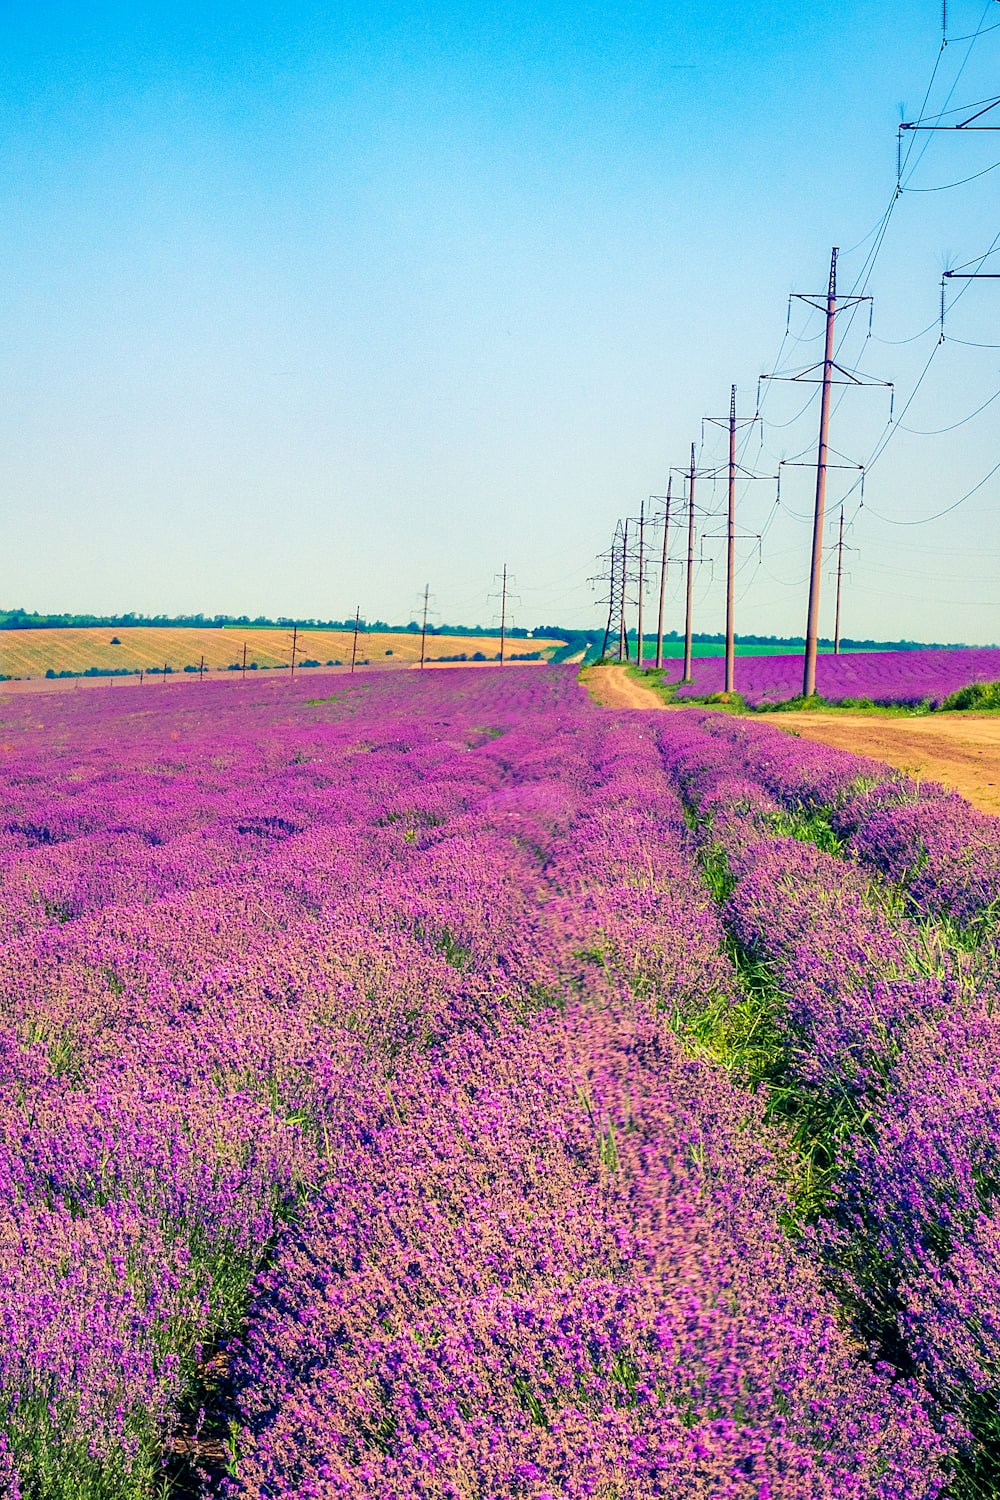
[
  {"x1": 578, "y1": 667, "x2": 1000, "y2": 816},
  {"x1": 579, "y1": 665, "x2": 667, "y2": 710},
  {"x1": 773, "y1": 712, "x2": 1000, "y2": 817}
]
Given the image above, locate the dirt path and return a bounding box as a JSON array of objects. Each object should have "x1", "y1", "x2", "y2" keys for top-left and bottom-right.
[
  {"x1": 579, "y1": 665, "x2": 666, "y2": 711},
  {"x1": 578, "y1": 667, "x2": 1000, "y2": 816},
  {"x1": 773, "y1": 712, "x2": 1000, "y2": 816}
]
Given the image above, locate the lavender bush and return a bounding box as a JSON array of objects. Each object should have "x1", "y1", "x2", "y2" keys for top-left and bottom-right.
[
  {"x1": 2, "y1": 669, "x2": 994, "y2": 1494},
  {"x1": 653, "y1": 703, "x2": 1000, "y2": 1487},
  {"x1": 659, "y1": 646, "x2": 1000, "y2": 708}
]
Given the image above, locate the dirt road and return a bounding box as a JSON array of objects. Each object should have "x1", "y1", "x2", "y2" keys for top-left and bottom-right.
[
  {"x1": 578, "y1": 666, "x2": 1000, "y2": 816},
  {"x1": 774, "y1": 712, "x2": 1000, "y2": 817},
  {"x1": 579, "y1": 665, "x2": 666, "y2": 710}
]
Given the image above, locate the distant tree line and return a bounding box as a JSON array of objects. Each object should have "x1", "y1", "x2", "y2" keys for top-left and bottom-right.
[
  {"x1": 0, "y1": 608, "x2": 540, "y2": 638},
  {"x1": 532, "y1": 626, "x2": 992, "y2": 663}
]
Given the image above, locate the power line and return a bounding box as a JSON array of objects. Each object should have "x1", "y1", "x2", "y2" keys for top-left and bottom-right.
[
  {"x1": 899, "y1": 377, "x2": 1000, "y2": 433},
  {"x1": 864, "y1": 456, "x2": 1000, "y2": 525},
  {"x1": 901, "y1": 157, "x2": 1000, "y2": 191}
]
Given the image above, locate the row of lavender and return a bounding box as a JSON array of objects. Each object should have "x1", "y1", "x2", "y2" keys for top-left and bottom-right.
[
  {"x1": 654, "y1": 709, "x2": 1000, "y2": 1488},
  {"x1": 0, "y1": 669, "x2": 949, "y2": 1497},
  {"x1": 654, "y1": 645, "x2": 1000, "y2": 707}
]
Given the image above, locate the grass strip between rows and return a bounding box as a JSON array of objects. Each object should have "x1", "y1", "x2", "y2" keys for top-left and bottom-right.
[{"x1": 667, "y1": 783, "x2": 996, "y2": 1499}]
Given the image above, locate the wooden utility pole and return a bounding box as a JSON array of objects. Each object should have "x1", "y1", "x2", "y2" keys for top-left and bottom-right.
[
  {"x1": 350, "y1": 606, "x2": 361, "y2": 674},
  {"x1": 241, "y1": 641, "x2": 247, "y2": 682},
  {"x1": 290, "y1": 624, "x2": 298, "y2": 683},
  {"x1": 419, "y1": 585, "x2": 430, "y2": 669},
  {"x1": 682, "y1": 444, "x2": 696, "y2": 682},
  {"x1": 162, "y1": 660, "x2": 168, "y2": 685},
  {"x1": 636, "y1": 500, "x2": 645, "y2": 670},
  {"x1": 655, "y1": 478, "x2": 672, "y2": 671},
  {"x1": 803, "y1": 249, "x2": 838, "y2": 698},
  {"x1": 198, "y1": 654, "x2": 205, "y2": 683},
  {"x1": 499, "y1": 564, "x2": 508, "y2": 664}
]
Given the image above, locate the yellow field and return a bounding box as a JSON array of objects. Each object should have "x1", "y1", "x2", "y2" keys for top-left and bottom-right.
[{"x1": 0, "y1": 627, "x2": 560, "y2": 679}]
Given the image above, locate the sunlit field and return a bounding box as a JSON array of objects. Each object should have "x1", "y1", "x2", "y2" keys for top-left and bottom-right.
[
  {"x1": 1, "y1": 665, "x2": 998, "y2": 1496},
  {"x1": 0, "y1": 626, "x2": 555, "y2": 682}
]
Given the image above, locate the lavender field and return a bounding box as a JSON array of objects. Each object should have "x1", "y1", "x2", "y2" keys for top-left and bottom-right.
[
  {"x1": 659, "y1": 645, "x2": 1000, "y2": 707},
  {"x1": 2, "y1": 665, "x2": 1000, "y2": 1498}
]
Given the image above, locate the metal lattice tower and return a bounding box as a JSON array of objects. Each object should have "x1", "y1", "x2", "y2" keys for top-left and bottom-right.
[{"x1": 596, "y1": 521, "x2": 628, "y2": 661}]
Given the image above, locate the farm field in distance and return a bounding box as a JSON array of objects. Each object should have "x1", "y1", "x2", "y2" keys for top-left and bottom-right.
[
  {"x1": 1, "y1": 662, "x2": 999, "y2": 1496},
  {"x1": 0, "y1": 625, "x2": 555, "y2": 680}
]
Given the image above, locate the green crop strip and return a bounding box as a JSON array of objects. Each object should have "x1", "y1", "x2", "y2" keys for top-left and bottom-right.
[
  {"x1": 676, "y1": 788, "x2": 1000, "y2": 1499},
  {"x1": 691, "y1": 835, "x2": 866, "y2": 1226}
]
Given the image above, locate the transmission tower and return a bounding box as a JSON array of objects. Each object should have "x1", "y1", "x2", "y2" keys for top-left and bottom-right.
[
  {"x1": 700, "y1": 385, "x2": 770, "y2": 693},
  {"x1": 827, "y1": 506, "x2": 859, "y2": 655},
  {"x1": 419, "y1": 585, "x2": 431, "y2": 669},
  {"x1": 668, "y1": 446, "x2": 719, "y2": 682},
  {"x1": 594, "y1": 521, "x2": 628, "y2": 661},
  {"x1": 489, "y1": 565, "x2": 520, "y2": 663},
  {"x1": 651, "y1": 481, "x2": 681, "y2": 670},
  {"x1": 761, "y1": 247, "x2": 891, "y2": 696},
  {"x1": 350, "y1": 606, "x2": 363, "y2": 674}
]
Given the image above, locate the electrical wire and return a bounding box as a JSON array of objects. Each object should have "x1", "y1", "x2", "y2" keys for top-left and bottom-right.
[
  {"x1": 948, "y1": 244, "x2": 1000, "y2": 271},
  {"x1": 872, "y1": 315, "x2": 947, "y2": 345},
  {"x1": 845, "y1": 221, "x2": 1000, "y2": 506},
  {"x1": 902, "y1": 157, "x2": 1000, "y2": 191},
  {"x1": 864, "y1": 456, "x2": 1000, "y2": 525},
  {"x1": 758, "y1": 386, "x2": 820, "y2": 430},
  {"x1": 944, "y1": 18, "x2": 1000, "y2": 43},
  {"x1": 899, "y1": 378, "x2": 1000, "y2": 434},
  {"x1": 829, "y1": 0, "x2": 997, "y2": 346},
  {"x1": 913, "y1": 89, "x2": 1000, "y2": 122},
  {"x1": 760, "y1": 561, "x2": 808, "y2": 588},
  {"x1": 899, "y1": 1, "x2": 995, "y2": 189},
  {"x1": 597, "y1": 4, "x2": 999, "y2": 615},
  {"x1": 838, "y1": 338, "x2": 943, "y2": 505}
]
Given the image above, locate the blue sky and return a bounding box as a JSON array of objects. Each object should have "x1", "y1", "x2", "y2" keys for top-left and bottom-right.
[{"x1": 1, "y1": 0, "x2": 998, "y2": 641}]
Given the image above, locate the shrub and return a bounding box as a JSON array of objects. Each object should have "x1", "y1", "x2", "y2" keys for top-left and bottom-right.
[{"x1": 940, "y1": 679, "x2": 1000, "y2": 711}]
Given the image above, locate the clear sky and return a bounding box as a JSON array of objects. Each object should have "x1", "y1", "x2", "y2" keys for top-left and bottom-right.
[{"x1": 1, "y1": 0, "x2": 998, "y2": 641}]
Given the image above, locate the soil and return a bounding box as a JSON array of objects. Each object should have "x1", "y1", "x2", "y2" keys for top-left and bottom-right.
[
  {"x1": 771, "y1": 712, "x2": 1000, "y2": 817},
  {"x1": 579, "y1": 665, "x2": 667, "y2": 711},
  {"x1": 578, "y1": 667, "x2": 1000, "y2": 817}
]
